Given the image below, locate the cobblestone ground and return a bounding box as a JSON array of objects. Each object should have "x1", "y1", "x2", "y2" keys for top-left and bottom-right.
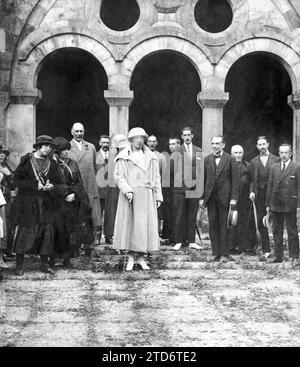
[{"x1": 0, "y1": 240, "x2": 300, "y2": 347}]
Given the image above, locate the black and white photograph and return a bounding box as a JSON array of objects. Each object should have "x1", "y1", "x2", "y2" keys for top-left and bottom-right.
[{"x1": 0, "y1": 0, "x2": 300, "y2": 350}]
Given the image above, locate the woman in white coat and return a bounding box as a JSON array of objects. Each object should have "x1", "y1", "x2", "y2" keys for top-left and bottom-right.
[{"x1": 113, "y1": 127, "x2": 163, "y2": 271}]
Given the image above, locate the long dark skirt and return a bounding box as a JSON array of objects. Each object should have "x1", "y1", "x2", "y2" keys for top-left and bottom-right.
[
  {"x1": 14, "y1": 223, "x2": 54, "y2": 256},
  {"x1": 53, "y1": 201, "x2": 92, "y2": 259}
]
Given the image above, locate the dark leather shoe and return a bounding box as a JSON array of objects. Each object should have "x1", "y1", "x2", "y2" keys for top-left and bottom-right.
[
  {"x1": 213, "y1": 256, "x2": 221, "y2": 262},
  {"x1": 15, "y1": 269, "x2": 24, "y2": 276},
  {"x1": 105, "y1": 237, "x2": 113, "y2": 245},
  {"x1": 271, "y1": 258, "x2": 283, "y2": 263},
  {"x1": 41, "y1": 265, "x2": 54, "y2": 274},
  {"x1": 62, "y1": 259, "x2": 73, "y2": 269},
  {"x1": 49, "y1": 258, "x2": 55, "y2": 269}
]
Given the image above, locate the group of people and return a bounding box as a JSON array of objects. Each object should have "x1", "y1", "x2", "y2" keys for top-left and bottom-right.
[{"x1": 0, "y1": 124, "x2": 299, "y2": 279}]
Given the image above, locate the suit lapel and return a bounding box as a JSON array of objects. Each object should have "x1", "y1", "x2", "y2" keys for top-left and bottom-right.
[
  {"x1": 208, "y1": 154, "x2": 215, "y2": 173},
  {"x1": 278, "y1": 161, "x2": 294, "y2": 183},
  {"x1": 217, "y1": 152, "x2": 227, "y2": 173}
]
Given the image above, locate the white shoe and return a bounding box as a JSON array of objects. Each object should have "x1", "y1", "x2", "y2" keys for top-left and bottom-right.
[
  {"x1": 189, "y1": 243, "x2": 204, "y2": 250},
  {"x1": 264, "y1": 252, "x2": 271, "y2": 259},
  {"x1": 173, "y1": 243, "x2": 182, "y2": 251},
  {"x1": 126, "y1": 255, "x2": 135, "y2": 271},
  {"x1": 136, "y1": 257, "x2": 150, "y2": 270}
]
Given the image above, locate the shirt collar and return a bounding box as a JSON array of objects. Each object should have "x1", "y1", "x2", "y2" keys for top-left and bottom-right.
[
  {"x1": 260, "y1": 151, "x2": 269, "y2": 157},
  {"x1": 282, "y1": 159, "x2": 291, "y2": 167},
  {"x1": 214, "y1": 150, "x2": 223, "y2": 158}
]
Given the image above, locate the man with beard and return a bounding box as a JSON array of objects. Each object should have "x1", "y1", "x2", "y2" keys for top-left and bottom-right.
[
  {"x1": 228, "y1": 145, "x2": 256, "y2": 255},
  {"x1": 249, "y1": 136, "x2": 280, "y2": 259},
  {"x1": 9, "y1": 136, "x2": 60, "y2": 275}
]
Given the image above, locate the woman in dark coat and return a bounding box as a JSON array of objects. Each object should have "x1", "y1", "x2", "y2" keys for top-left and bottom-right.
[
  {"x1": 0, "y1": 146, "x2": 15, "y2": 258},
  {"x1": 51, "y1": 137, "x2": 93, "y2": 268},
  {"x1": 9, "y1": 135, "x2": 61, "y2": 275}
]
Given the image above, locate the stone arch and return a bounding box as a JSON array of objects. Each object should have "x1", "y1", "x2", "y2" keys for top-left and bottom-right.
[
  {"x1": 121, "y1": 36, "x2": 213, "y2": 90},
  {"x1": 215, "y1": 38, "x2": 300, "y2": 92},
  {"x1": 11, "y1": 33, "x2": 118, "y2": 91}
]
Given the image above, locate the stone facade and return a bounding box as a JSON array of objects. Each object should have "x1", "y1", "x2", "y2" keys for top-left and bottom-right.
[{"x1": 1, "y1": 0, "x2": 300, "y2": 164}]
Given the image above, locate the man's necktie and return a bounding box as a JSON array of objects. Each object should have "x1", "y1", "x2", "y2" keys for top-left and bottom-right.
[{"x1": 282, "y1": 162, "x2": 286, "y2": 172}]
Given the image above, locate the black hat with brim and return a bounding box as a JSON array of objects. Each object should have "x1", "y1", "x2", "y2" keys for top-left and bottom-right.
[
  {"x1": 33, "y1": 135, "x2": 55, "y2": 149},
  {"x1": 53, "y1": 137, "x2": 71, "y2": 152}
]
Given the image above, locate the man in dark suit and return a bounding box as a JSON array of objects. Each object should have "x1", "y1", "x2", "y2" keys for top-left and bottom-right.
[
  {"x1": 249, "y1": 136, "x2": 280, "y2": 258},
  {"x1": 199, "y1": 135, "x2": 239, "y2": 261},
  {"x1": 172, "y1": 127, "x2": 203, "y2": 251},
  {"x1": 266, "y1": 144, "x2": 300, "y2": 264},
  {"x1": 161, "y1": 138, "x2": 180, "y2": 245}
]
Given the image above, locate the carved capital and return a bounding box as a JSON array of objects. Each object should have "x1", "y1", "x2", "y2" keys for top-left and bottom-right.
[
  {"x1": 197, "y1": 91, "x2": 229, "y2": 109},
  {"x1": 104, "y1": 90, "x2": 134, "y2": 107}
]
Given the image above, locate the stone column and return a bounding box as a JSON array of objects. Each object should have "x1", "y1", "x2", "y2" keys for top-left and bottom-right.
[
  {"x1": 7, "y1": 88, "x2": 41, "y2": 166},
  {"x1": 104, "y1": 90, "x2": 134, "y2": 137},
  {"x1": 197, "y1": 91, "x2": 229, "y2": 155},
  {"x1": 288, "y1": 93, "x2": 300, "y2": 162},
  {"x1": 0, "y1": 91, "x2": 9, "y2": 145}
]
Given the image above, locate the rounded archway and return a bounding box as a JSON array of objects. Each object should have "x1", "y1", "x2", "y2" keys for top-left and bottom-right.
[
  {"x1": 224, "y1": 53, "x2": 293, "y2": 160},
  {"x1": 36, "y1": 48, "x2": 109, "y2": 147},
  {"x1": 129, "y1": 51, "x2": 202, "y2": 151}
]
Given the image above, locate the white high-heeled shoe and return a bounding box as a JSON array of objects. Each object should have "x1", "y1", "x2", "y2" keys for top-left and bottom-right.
[
  {"x1": 136, "y1": 256, "x2": 150, "y2": 270},
  {"x1": 126, "y1": 255, "x2": 135, "y2": 271}
]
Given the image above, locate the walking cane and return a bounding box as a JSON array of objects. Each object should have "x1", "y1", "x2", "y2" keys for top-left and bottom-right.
[
  {"x1": 252, "y1": 199, "x2": 262, "y2": 250},
  {"x1": 123, "y1": 198, "x2": 132, "y2": 272}
]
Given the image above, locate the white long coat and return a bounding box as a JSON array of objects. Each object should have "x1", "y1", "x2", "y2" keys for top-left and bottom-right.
[{"x1": 113, "y1": 145, "x2": 163, "y2": 253}]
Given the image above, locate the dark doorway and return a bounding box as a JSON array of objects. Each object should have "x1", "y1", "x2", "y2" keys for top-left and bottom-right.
[
  {"x1": 224, "y1": 53, "x2": 293, "y2": 161},
  {"x1": 37, "y1": 48, "x2": 109, "y2": 148},
  {"x1": 130, "y1": 51, "x2": 202, "y2": 152}
]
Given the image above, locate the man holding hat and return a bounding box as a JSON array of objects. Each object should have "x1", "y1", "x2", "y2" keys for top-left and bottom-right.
[
  {"x1": 266, "y1": 143, "x2": 300, "y2": 265},
  {"x1": 113, "y1": 127, "x2": 163, "y2": 271},
  {"x1": 9, "y1": 135, "x2": 61, "y2": 275}
]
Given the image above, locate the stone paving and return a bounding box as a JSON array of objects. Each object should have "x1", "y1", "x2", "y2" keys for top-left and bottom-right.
[{"x1": 0, "y1": 241, "x2": 300, "y2": 347}]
